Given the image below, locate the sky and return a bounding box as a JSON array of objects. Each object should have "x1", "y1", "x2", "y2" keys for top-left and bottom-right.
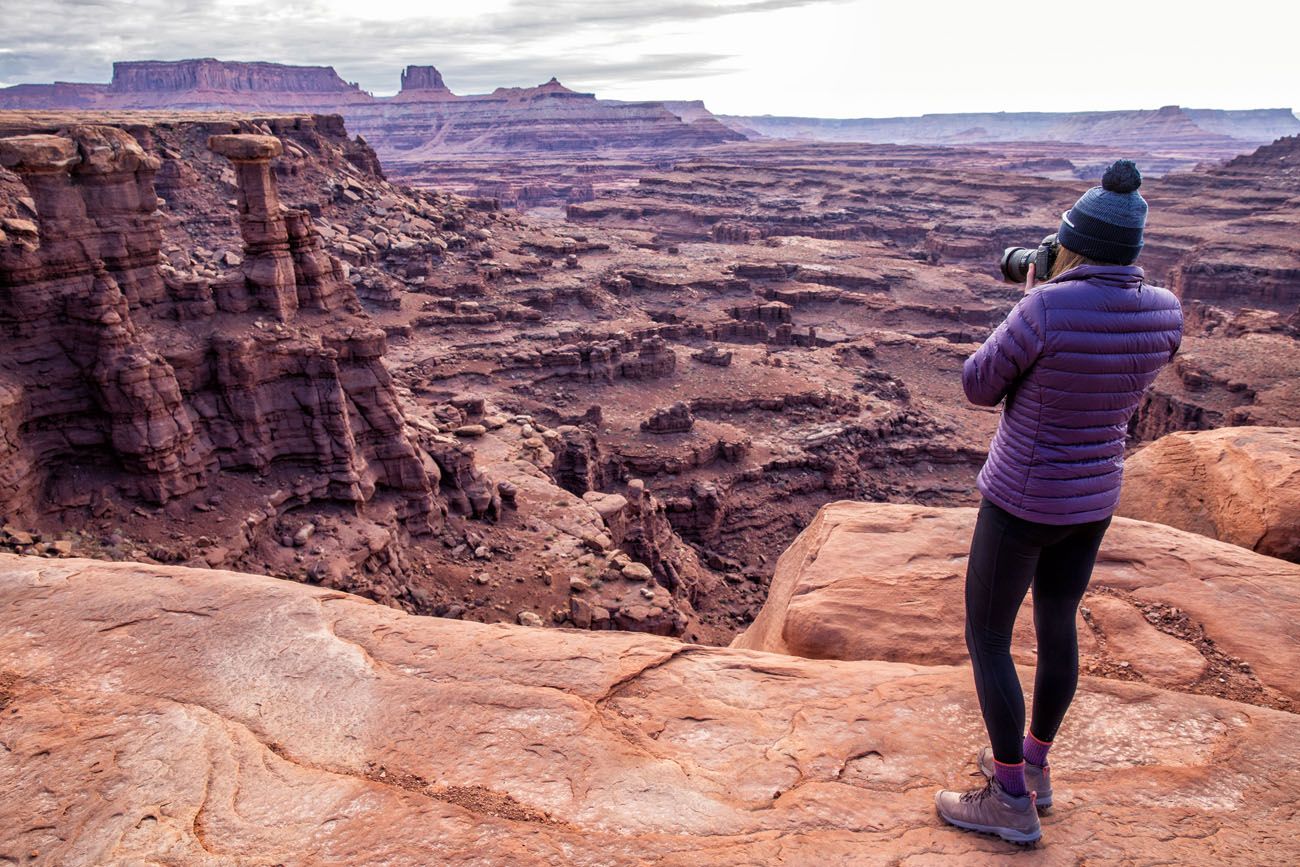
[{"x1": 1, "y1": 0, "x2": 1297, "y2": 118}]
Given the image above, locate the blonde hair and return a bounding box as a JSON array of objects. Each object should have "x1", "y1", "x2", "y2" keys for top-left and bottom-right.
[{"x1": 1048, "y1": 245, "x2": 1104, "y2": 280}]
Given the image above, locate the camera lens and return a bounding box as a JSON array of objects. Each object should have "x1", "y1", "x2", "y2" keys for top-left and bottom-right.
[{"x1": 1000, "y1": 247, "x2": 1032, "y2": 284}]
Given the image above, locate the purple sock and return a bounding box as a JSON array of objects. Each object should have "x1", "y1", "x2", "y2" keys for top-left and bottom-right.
[
  {"x1": 993, "y1": 760, "x2": 1028, "y2": 797},
  {"x1": 1024, "y1": 732, "x2": 1052, "y2": 767}
]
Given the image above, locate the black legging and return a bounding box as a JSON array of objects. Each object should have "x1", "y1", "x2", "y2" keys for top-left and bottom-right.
[{"x1": 965, "y1": 497, "x2": 1111, "y2": 763}]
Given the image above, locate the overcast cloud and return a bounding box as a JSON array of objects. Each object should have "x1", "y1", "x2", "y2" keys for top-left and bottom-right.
[{"x1": 1, "y1": 0, "x2": 1297, "y2": 117}]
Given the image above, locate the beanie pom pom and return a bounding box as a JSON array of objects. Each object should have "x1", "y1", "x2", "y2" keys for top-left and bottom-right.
[{"x1": 1102, "y1": 159, "x2": 1142, "y2": 194}]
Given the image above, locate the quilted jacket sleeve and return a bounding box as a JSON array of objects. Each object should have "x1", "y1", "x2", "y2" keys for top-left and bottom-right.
[
  {"x1": 962, "y1": 291, "x2": 1046, "y2": 407},
  {"x1": 1168, "y1": 303, "x2": 1184, "y2": 361}
]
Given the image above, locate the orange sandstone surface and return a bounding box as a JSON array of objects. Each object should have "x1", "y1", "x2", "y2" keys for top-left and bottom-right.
[{"x1": 3, "y1": 552, "x2": 1299, "y2": 865}]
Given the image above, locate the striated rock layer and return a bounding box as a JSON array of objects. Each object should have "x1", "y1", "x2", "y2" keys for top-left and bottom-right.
[
  {"x1": 1118, "y1": 426, "x2": 1300, "y2": 562},
  {"x1": 2, "y1": 553, "x2": 1299, "y2": 865},
  {"x1": 734, "y1": 502, "x2": 1300, "y2": 709}
]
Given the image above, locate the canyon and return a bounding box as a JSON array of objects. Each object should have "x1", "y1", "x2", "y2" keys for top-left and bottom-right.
[
  {"x1": 1, "y1": 55, "x2": 1299, "y2": 863},
  {"x1": 2, "y1": 103, "x2": 1299, "y2": 643}
]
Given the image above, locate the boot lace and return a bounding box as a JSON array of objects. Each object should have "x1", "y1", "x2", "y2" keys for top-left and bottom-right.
[{"x1": 959, "y1": 781, "x2": 994, "y2": 804}]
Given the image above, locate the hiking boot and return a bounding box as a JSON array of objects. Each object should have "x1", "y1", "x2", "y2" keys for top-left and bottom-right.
[
  {"x1": 935, "y1": 777, "x2": 1041, "y2": 844},
  {"x1": 978, "y1": 746, "x2": 1052, "y2": 809}
]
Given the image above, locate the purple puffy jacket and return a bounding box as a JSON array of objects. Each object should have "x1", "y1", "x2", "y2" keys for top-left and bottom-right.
[{"x1": 962, "y1": 264, "x2": 1183, "y2": 524}]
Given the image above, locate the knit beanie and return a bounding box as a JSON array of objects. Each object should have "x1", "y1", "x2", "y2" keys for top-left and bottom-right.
[{"x1": 1057, "y1": 160, "x2": 1148, "y2": 264}]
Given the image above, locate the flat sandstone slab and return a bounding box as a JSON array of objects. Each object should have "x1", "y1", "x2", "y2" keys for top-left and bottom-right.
[
  {"x1": 2, "y1": 555, "x2": 1298, "y2": 864},
  {"x1": 733, "y1": 502, "x2": 1300, "y2": 706}
]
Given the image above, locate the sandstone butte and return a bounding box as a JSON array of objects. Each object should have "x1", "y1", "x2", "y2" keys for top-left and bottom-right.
[
  {"x1": 1117, "y1": 426, "x2": 1300, "y2": 562},
  {"x1": 733, "y1": 502, "x2": 1300, "y2": 711},
  {"x1": 2, "y1": 551, "x2": 1299, "y2": 865}
]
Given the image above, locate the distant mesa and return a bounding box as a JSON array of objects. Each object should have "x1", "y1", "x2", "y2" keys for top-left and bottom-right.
[
  {"x1": 489, "y1": 77, "x2": 591, "y2": 101},
  {"x1": 0, "y1": 58, "x2": 744, "y2": 156},
  {"x1": 109, "y1": 58, "x2": 362, "y2": 94}
]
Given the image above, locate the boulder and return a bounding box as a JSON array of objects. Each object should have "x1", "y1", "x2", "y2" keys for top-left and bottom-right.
[
  {"x1": 640, "y1": 401, "x2": 694, "y2": 434},
  {"x1": 1118, "y1": 426, "x2": 1300, "y2": 562},
  {"x1": 2, "y1": 554, "x2": 1298, "y2": 864},
  {"x1": 207, "y1": 133, "x2": 285, "y2": 162},
  {"x1": 733, "y1": 502, "x2": 1300, "y2": 705}
]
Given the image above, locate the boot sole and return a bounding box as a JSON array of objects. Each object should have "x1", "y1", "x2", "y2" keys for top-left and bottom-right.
[{"x1": 939, "y1": 814, "x2": 1042, "y2": 844}]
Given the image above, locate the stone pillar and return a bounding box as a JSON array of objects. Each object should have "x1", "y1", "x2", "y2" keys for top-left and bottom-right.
[
  {"x1": 207, "y1": 134, "x2": 299, "y2": 320},
  {"x1": 284, "y1": 208, "x2": 352, "y2": 312}
]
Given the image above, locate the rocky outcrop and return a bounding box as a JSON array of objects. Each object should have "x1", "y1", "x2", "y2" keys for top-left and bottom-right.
[
  {"x1": 621, "y1": 336, "x2": 676, "y2": 378},
  {"x1": 1118, "y1": 427, "x2": 1300, "y2": 562},
  {"x1": 3, "y1": 553, "x2": 1298, "y2": 864},
  {"x1": 208, "y1": 133, "x2": 354, "y2": 317},
  {"x1": 0, "y1": 127, "x2": 211, "y2": 507},
  {"x1": 734, "y1": 502, "x2": 1300, "y2": 708},
  {"x1": 690, "y1": 345, "x2": 733, "y2": 366},
  {"x1": 0, "y1": 123, "x2": 435, "y2": 532},
  {"x1": 641, "y1": 401, "x2": 694, "y2": 433}
]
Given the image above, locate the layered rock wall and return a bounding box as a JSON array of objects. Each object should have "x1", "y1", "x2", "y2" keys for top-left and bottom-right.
[
  {"x1": 0, "y1": 123, "x2": 435, "y2": 532},
  {"x1": 0, "y1": 128, "x2": 210, "y2": 507}
]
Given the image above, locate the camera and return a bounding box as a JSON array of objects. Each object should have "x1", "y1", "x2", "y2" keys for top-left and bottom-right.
[{"x1": 999, "y1": 232, "x2": 1059, "y2": 284}]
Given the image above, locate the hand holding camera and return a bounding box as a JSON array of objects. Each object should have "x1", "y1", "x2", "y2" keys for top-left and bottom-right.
[{"x1": 999, "y1": 232, "x2": 1059, "y2": 289}]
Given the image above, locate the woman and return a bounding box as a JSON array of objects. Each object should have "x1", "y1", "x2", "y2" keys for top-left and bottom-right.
[{"x1": 934, "y1": 160, "x2": 1183, "y2": 844}]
